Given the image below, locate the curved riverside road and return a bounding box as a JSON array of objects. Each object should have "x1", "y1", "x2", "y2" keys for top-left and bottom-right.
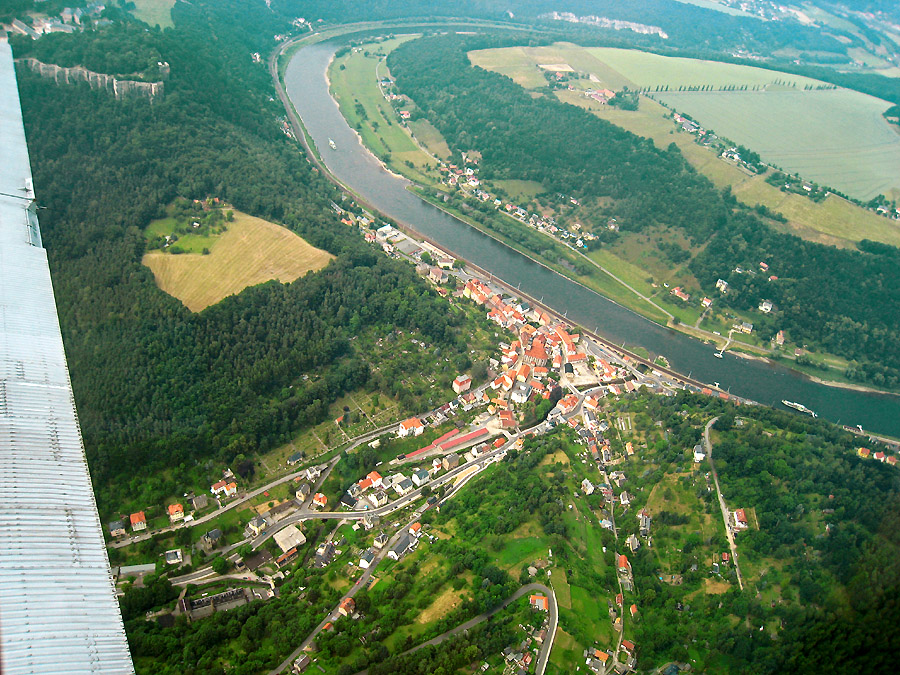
[
  {"x1": 277, "y1": 30, "x2": 900, "y2": 437},
  {"x1": 352, "y1": 582, "x2": 558, "y2": 675}
]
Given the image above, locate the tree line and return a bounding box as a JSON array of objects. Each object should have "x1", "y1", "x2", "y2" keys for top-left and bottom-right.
[{"x1": 12, "y1": 7, "x2": 471, "y2": 516}]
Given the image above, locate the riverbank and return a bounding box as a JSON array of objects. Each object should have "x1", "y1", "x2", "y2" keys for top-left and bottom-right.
[
  {"x1": 276, "y1": 29, "x2": 900, "y2": 434},
  {"x1": 302, "y1": 29, "x2": 900, "y2": 399}
]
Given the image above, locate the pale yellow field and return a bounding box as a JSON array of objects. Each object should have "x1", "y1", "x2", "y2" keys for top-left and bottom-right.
[
  {"x1": 416, "y1": 586, "x2": 467, "y2": 624},
  {"x1": 143, "y1": 212, "x2": 333, "y2": 311}
]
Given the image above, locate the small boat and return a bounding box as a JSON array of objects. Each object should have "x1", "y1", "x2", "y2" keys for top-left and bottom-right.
[
  {"x1": 782, "y1": 400, "x2": 818, "y2": 418},
  {"x1": 714, "y1": 351, "x2": 723, "y2": 359},
  {"x1": 328, "y1": 138, "x2": 337, "y2": 150}
]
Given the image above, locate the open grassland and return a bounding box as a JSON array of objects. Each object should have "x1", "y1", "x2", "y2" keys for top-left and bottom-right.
[
  {"x1": 329, "y1": 36, "x2": 442, "y2": 184},
  {"x1": 470, "y1": 43, "x2": 633, "y2": 91},
  {"x1": 586, "y1": 47, "x2": 822, "y2": 89},
  {"x1": 143, "y1": 211, "x2": 333, "y2": 312},
  {"x1": 657, "y1": 89, "x2": 900, "y2": 201},
  {"x1": 493, "y1": 179, "x2": 545, "y2": 203},
  {"x1": 407, "y1": 119, "x2": 451, "y2": 159},
  {"x1": 130, "y1": 0, "x2": 175, "y2": 28}
]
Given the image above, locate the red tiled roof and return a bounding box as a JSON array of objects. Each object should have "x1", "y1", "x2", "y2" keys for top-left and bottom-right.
[
  {"x1": 439, "y1": 427, "x2": 489, "y2": 451},
  {"x1": 130, "y1": 511, "x2": 146, "y2": 525}
]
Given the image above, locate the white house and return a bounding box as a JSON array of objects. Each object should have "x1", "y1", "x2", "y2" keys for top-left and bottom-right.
[{"x1": 398, "y1": 417, "x2": 425, "y2": 437}]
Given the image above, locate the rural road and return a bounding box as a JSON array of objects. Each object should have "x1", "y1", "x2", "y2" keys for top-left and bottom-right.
[
  {"x1": 112, "y1": 422, "x2": 400, "y2": 549},
  {"x1": 704, "y1": 417, "x2": 744, "y2": 590},
  {"x1": 352, "y1": 582, "x2": 558, "y2": 675}
]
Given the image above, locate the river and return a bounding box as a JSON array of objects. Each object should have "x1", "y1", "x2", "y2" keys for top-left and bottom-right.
[{"x1": 284, "y1": 36, "x2": 900, "y2": 437}]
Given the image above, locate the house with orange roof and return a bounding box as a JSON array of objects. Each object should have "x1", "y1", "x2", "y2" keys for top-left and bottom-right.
[
  {"x1": 452, "y1": 374, "x2": 472, "y2": 394},
  {"x1": 130, "y1": 511, "x2": 147, "y2": 532},
  {"x1": 312, "y1": 493, "x2": 327, "y2": 509},
  {"x1": 338, "y1": 597, "x2": 356, "y2": 617},
  {"x1": 625, "y1": 441, "x2": 634, "y2": 456},
  {"x1": 617, "y1": 554, "x2": 631, "y2": 574},
  {"x1": 409, "y1": 522, "x2": 422, "y2": 537},
  {"x1": 224, "y1": 482, "x2": 238, "y2": 498},
  {"x1": 630, "y1": 603, "x2": 639, "y2": 618},
  {"x1": 398, "y1": 417, "x2": 425, "y2": 437},
  {"x1": 529, "y1": 595, "x2": 549, "y2": 611},
  {"x1": 168, "y1": 503, "x2": 184, "y2": 523},
  {"x1": 558, "y1": 394, "x2": 579, "y2": 414},
  {"x1": 732, "y1": 508, "x2": 749, "y2": 531},
  {"x1": 210, "y1": 479, "x2": 227, "y2": 495},
  {"x1": 366, "y1": 471, "x2": 383, "y2": 488},
  {"x1": 358, "y1": 477, "x2": 373, "y2": 491},
  {"x1": 533, "y1": 366, "x2": 549, "y2": 378},
  {"x1": 857, "y1": 447, "x2": 870, "y2": 458},
  {"x1": 621, "y1": 639, "x2": 635, "y2": 654},
  {"x1": 594, "y1": 649, "x2": 609, "y2": 664}
]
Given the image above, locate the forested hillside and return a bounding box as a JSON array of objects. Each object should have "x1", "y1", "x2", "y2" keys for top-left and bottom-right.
[
  {"x1": 12, "y1": 8, "x2": 467, "y2": 513},
  {"x1": 388, "y1": 34, "x2": 900, "y2": 388}
]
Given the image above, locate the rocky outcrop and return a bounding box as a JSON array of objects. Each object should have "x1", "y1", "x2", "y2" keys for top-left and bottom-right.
[{"x1": 18, "y1": 58, "x2": 164, "y2": 101}]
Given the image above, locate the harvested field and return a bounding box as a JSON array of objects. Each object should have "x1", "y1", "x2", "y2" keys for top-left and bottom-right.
[{"x1": 143, "y1": 211, "x2": 333, "y2": 311}]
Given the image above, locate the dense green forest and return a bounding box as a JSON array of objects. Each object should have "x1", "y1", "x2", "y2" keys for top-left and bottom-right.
[
  {"x1": 12, "y1": 11, "x2": 470, "y2": 515},
  {"x1": 387, "y1": 34, "x2": 900, "y2": 387}
]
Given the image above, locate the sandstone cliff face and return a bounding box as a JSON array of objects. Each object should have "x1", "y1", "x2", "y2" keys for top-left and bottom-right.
[{"x1": 18, "y1": 58, "x2": 164, "y2": 101}]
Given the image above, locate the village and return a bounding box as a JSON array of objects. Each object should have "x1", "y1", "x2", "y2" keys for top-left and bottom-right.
[{"x1": 106, "y1": 186, "x2": 900, "y2": 675}]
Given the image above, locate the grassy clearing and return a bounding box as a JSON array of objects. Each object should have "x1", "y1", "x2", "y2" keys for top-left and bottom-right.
[
  {"x1": 407, "y1": 119, "x2": 451, "y2": 159},
  {"x1": 493, "y1": 179, "x2": 545, "y2": 203},
  {"x1": 550, "y1": 567, "x2": 571, "y2": 608},
  {"x1": 416, "y1": 586, "x2": 467, "y2": 624},
  {"x1": 704, "y1": 578, "x2": 732, "y2": 594},
  {"x1": 130, "y1": 0, "x2": 175, "y2": 28},
  {"x1": 143, "y1": 211, "x2": 333, "y2": 312},
  {"x1": 497, "y1": 536, "x2": 546, "y2": 570},
  {"x1": 548, "y1": 628, "x2": 583, "y2": 673}
]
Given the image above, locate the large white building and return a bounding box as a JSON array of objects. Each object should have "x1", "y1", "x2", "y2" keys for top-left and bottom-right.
[{"x1": 0, "y1": 40, "x2": 134, "y2": 674}]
